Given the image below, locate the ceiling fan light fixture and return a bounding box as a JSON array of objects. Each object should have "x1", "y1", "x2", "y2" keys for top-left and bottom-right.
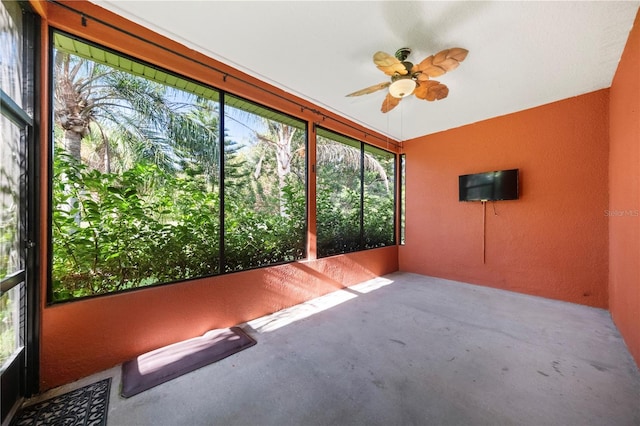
[{"x1": 389, "y1": 78, "x2": 416, "y2": 98}]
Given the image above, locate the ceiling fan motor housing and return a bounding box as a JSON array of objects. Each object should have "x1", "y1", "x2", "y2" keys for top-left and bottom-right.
[{"x1": 395, "y1": 47, "x2": 411, "y2": 61}]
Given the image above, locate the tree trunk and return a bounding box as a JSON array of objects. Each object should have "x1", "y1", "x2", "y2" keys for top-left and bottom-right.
[
  {"x1": 63, "y1": 129, "x2": 83, "y2": 161},
  {"x1": 275, "y1": 126, "x2": 294, "y2": 217},
  {"x1": 55, "y1": 52, "x2": 90, "y2": 161},
  {"x1": 104, "y1": 142, "x2": 111, "y2": 174}
]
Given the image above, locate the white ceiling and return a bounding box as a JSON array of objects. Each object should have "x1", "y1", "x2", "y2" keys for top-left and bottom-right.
[{"x1": 94, "y1": 1, "x2": 639, "y2": 141}]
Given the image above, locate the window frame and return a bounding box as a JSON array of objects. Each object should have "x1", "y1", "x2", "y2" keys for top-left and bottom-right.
[{"x1": 0, "y1": 0, "x2": 41, "y2": 402}]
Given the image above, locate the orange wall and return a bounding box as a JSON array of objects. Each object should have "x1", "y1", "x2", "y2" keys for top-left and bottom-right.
[
  {"x1": 609, "y1": 10, "x2": 640, "y2": 367},
  {"x1": 41, "y1": 248, "x2": 398, "y2": 389},
  {"x1": 400, "y1": 90, "x2": 610, "y2": 308}
]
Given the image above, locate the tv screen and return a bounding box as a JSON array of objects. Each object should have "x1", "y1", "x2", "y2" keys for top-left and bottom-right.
[{"x1": 459, "y1": 169, "x2": 519, "y2": 202}]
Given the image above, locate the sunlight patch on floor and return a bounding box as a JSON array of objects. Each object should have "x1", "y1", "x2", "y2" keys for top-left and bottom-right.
[{"x1": 245, "y1": 276, "x2": 394, "y2": 333}]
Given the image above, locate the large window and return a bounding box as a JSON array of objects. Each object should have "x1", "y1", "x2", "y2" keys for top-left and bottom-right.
[
  {"x1": 50, "y1": 32, "x2": 307, "y2": 302},
  {"x1": 51, "y1": 32, "x2": 222, "y2": 301},
  {"x1": 316, "y1": 129, "x2": 395, "y2": 257},
  {"x1": 363, "y1": 144, "x2": 395, "y2": 248},
  {"x1": 222, "y1": 96, "x2": 306, "y2": 272}
]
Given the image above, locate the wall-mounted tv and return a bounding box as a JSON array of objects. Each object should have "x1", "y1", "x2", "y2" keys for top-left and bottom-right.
[{"x1": 459, "y1": 169, "x2": 519, "y2": 202}]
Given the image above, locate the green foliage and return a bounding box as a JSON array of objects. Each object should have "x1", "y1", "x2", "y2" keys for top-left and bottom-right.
[
  {"x1": 51, "y1": 136, "x2": 393, "y2": 301},
  {"x1": 0, "y1": 292, "x2": 16, "y2": 364},
  {"x1": 363, "y1": 154, "x2": 395, "y2": 249},
  {"x1": 316, "y1": 187, "x2": 394, "y2": 257},
  {"x1": 0, "y1": 213, "x2": 17, "y2": 280},
  {"x1": 52, "y1": 148, "x2": 221, "y2": 301},
  {"x1": 51, "y1": 148, "x2": 306, "y2": 301},
  {"x1": 363, "y1": 193, "x2": 395, "y2": 248},
  {"x1": 316, "y1": 187, "x2": 361, "y2": 257},
  {"x1": 0, "y1": 174, "x2": 18, "y2": 280},
  {"x1": 316, "y1": 140, "x2": 395, "y2": 258},
  {"x1": 224, "y1": 177, "x2": 306, "y2": 272}
]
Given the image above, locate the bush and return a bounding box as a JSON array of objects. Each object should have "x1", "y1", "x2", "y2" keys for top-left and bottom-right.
[{"x1": 51, "y1": 149, "x2": 307, "y2": 301}]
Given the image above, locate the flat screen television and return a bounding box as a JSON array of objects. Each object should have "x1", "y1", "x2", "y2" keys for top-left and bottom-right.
[{"x1": 459, "y1": 169, "x2": 519, "y2": 202}]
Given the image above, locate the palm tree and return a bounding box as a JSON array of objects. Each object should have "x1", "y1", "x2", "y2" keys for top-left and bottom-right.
[
  {"x1": 224, "y1": 110, "x2": 391, "y2": 218},
  {"x1": 253, "y1": 121, "x2": 301, "y2": 216},
  {"x1": 315, "y1": 140, "x2": 390, "y2": 192},
  {"x1": 53, "y1": 48, "x2": 220, "y2": 176},
  {"x1": 53, "y1": 50, "x2": 90, "y2": 161}
]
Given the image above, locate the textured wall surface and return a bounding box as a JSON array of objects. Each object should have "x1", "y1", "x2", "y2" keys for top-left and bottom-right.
[
  {"x1": 400, "y1": 90, "x2": 610, "y2": 308},
  {"x1": 609, "y1": 9, "x2": 640, "y2": 367}
]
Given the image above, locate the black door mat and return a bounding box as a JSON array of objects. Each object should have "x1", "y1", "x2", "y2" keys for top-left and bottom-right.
[
  {"x1": 10, "y1": 378, "x2": 111, "y2": 426},
  {"x1": 121, "y1": 326, "x2": 256, "y2": 398}
]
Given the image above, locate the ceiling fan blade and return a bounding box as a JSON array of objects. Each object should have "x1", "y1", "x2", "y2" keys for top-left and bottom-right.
[
  {"x1": 414, "y1": 47, "x2": 469, "y2": 78},
  {"x1": 413, "y1": 80, "x2": 434, "y2": 99},
  {"x1": 346, "y1": 81, "x2": 391, "y2": 97},
  {"x1": 414, "y1": 55, "x2": 446, "y2": 78},
  {"x1": 373, "y1": 51, "x2": 409, "y2": 76},
  {"x1": 381, "y1": 92, "x2": 401, "y2": 113},
  {"x1": 447, "y1": 47, "x2": 469, "y2": 62},
  {"x1": 429, "y1": 83, "x2": 449, "y2": 101},
  {"x1": 414, "y1": 80, "x2": 449, "y2": 101}
]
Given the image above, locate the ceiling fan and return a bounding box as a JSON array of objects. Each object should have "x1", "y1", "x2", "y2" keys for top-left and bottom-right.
[{"x1": 346, "y1": 47, "x2": 468, "y2": 113}]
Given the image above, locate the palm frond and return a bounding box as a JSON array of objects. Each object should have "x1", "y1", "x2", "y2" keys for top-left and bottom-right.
[{"x1": 316, "y1": 141, "x2": 390, "y2": 192}]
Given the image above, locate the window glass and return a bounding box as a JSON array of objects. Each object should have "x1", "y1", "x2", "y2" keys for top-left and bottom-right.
[
  {"x1": 316, "y1": 128, "x2": 396, "y2": 257},
  {"x1": 316, "y1": 129, "x2": 363, "y2": 257},
  {"x1": 0, "y1": 285, "x2": 21, "y2": 366},
  {"x1": 0, "y1": 0, "x2": 23, "y2": 106},
  {"x1": 0, "y1": 114, "x2": 24, "y2": 367},
  {"x1": 51, "y1": 32, "x2": 221, "y2": 301},
  {"x1": 363, "y1": 144, "x2": 395, "y2": 248},
  {"x1": 223, "y1": 96, "x2": 306, "y2": 271},
  {"x1": 0, "y1": 115, "x2": 22, "y2": 279}
]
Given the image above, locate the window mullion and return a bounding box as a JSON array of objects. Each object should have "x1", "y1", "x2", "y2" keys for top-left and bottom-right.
[
  {"x1": 359, "y1": 142, "x2": 365, "y2": 249},
  {"x1": 219, "y1": 92, "x2": 226, "y2": 274}
]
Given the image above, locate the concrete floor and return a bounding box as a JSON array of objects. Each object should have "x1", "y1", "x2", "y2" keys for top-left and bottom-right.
[{"x1": 34, "y1": 273, "x2": 640, "y2": 425}]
